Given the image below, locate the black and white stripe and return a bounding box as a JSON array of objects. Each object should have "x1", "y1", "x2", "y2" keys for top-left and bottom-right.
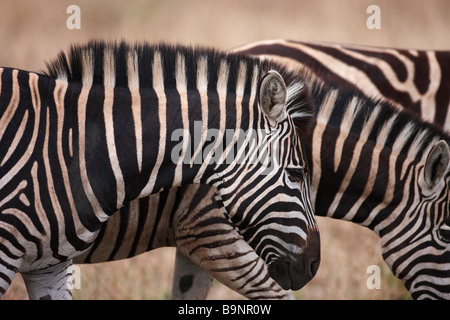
[
  {"x1": 232, "y1": 40, "x2": 450, "y2": 299},
  {"x1": 232, "y1": 39, "x2": 450, "y2": 131},
  {"x1": 70, "y1": 41, "x2": 450, "y2": 300},
  {"x1": 176, "y1": 73, "x2": 450, "y2": 300},
  {"x1": 304, "y1": 74, "x2": 450, "y2": 299},
  {"x1": 0, "y1": 41, "x2": 319, "y2": 299}
]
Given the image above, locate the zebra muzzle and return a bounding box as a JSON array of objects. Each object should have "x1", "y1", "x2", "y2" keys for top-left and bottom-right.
[{"x1": 268, "y1": 230, "x2": 320, "y2": 290}]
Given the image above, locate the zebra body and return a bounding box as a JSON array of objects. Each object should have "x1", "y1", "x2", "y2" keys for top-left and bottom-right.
[
  {"x1": 232, "y1": 39, "x2": 450, "y2": 131},
  {"x1": 0, "y1": 41, "x2": 320, "y2": 299},
  {"x1": 304, "y1": 77, "x2": 450, "y2": 299}
]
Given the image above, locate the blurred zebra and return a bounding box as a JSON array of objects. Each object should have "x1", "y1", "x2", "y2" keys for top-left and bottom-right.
[
  {"x1": 0, "y1": 41, "x2": 320, "y2": 299},
  {"x1": 232, "y1": 39, "x2": 450, "y2": 131}
]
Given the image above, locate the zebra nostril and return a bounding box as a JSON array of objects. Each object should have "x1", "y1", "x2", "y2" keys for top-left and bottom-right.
[{"x1": 268, "y1": 260, "x2": 292, "y2": 290}]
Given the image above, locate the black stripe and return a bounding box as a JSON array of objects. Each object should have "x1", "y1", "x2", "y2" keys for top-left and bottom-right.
[
  {"x1": 129, "y1": 197, "x2": 150, "y2": 258},
  {"x1": 113, "y1": 86, "x2": 140, "y2": 200},
  {"x1": 108, "y1": 203, "x2": 129, "y2": 260},
  {"x1": 64, "y1": 82, "x2": 103, "y2": 232},
  {"x1": 84, "y1": 85, "x2": 117, "y2": 214},
  {"x1": 434, "y1": 52, "x2": 450, "y2": 127}
]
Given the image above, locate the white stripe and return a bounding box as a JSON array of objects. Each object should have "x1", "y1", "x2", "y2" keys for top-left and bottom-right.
[
  {"x1": 174, "y1": 53, "x2": 189, "y2": 186},
  {"x1": 77, "y1": 84, "x2": 109, "y2": 222},
  {"x1": 0, "y1": 72, "x2": 40, "y2": 192},
  {"x1": 103, "y1": 49, "x2": 126, "y2": 209},
  {"x1": 42, "y1": 108, "x2": 76, "y2": 255},
  {"x1": 81, "y1": 49, "x2": 94, "y2": 87},
  {"x1": 199, "y1": 60, "x2": 229, "y2": 183},
  {"x1": 54, "y1": 80, "x2": 94, "y2": 243},
  {"x1": 333, "y1": 96, "x2": 360, "y2": 172},
  {"x1": 140, "y1": 51, "x2": 166, "y2": 196},
  {"x1": 191, "y1": 56, "x2": 209, "y2": 169},
  {"x1": 0, "y1": 109, "x2": 28, "y2": 166},
  {"x1": 421, "y1": 51, "x2": 440, "y2": 123},
  {"x1": 310, "y1": 90, "x2": 338, "y2": 206},
  {"x1": 127, "y1": 50, "x2": 143, "y2": 173},
  {"x1": 218, "y1": 61, "x2": 247, "y2": 165}
]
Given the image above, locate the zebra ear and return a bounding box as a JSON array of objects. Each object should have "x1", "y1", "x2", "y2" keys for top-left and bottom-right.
[
  {"x1": 259, "y1": 70, "x2": 287, "y2": 127},
  {"x1": 423, "y1": 140, "x2": 450, "y2": 189}
]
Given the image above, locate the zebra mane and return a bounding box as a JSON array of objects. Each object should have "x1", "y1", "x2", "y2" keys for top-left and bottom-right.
[
  {"x1": 44, "y1": 40, "x2": 314, "y2": 133},
  {"x1": 308, "y1": 72, "x2": 450, "y2": 163}
]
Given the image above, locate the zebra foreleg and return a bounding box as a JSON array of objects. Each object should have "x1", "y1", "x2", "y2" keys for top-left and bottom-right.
[
  {"x1": 174, "y1": 216, "x2": 293, "y2": 300},
  {"x1": 0, "y1": 258, "x2": 22, "y2": 299},
  {"x1": 171, "y1": 248, "x2": 213, "y2": 299},
  {"x1": 171, "y1": 248, "x2": 294, "y2": 300},
  {"x1": 21, "y1": 259, "x2": 73, "y2": 300}
]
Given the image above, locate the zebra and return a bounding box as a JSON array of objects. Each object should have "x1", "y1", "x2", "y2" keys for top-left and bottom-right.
[
  {"x1": 0, "y1": 41, "x2": 320, "y2": 299},
  {"x1": 72, "y1": 43, "x2": 450, "y2": 299},
  {"x1": 231, "y1": 39, "x2": 450, "y2": 131}
]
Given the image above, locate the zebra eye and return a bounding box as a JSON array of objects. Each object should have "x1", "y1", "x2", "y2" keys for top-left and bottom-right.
[
  {"x1": 438, "y1": 222, "x2": 450, "y2": 243},
  {"x1": 286, "y1": 167, "x2": 305, "y2": 183}
]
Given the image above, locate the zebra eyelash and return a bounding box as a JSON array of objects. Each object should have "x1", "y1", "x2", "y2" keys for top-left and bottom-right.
[{"x1": 286, "y1": 167, "x2": 306, "y2": 183}]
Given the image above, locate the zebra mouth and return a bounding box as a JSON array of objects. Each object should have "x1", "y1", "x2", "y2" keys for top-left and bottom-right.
[{"x1": 268, "y1": 260, "x2": 307, "y2": 290}]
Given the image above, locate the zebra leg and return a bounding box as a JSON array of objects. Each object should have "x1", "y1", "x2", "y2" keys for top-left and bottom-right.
[
  {"x1": 175, "y1": 214, "x2": 292, "y2": 300},
  {"x1": 0, "y1": 233, "x2": 25, "y2": 299},
  {"x1": 0, "y1": 259, "x2": 22, "y2": 299},
  {"x1": 171, "y1": 248, "x2": 294, "y2": 300},
  {"x1": 171, "y1": 247, "x2": 213, "y2": 300},
  {"x1": 21, "y1": 259, "x2": 73, "y2": 300}
]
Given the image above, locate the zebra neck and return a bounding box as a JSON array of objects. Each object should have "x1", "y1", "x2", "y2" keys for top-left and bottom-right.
[
  {"x1": 307, "y1": 120, "x2": 396, "y2": 232},
  {"x1": 305, "y1": 87, "x2": 448, "y2": 235}
]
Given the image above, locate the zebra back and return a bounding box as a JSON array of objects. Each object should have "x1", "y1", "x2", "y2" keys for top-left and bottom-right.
[{"x1": 232, "y1": 39, "x2": 450, "y2": 131}]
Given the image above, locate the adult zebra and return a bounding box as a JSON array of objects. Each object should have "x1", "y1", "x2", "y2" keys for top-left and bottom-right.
[
  {"x1": 73, "y1": 51, "x2": 450, "y2": 299},
  {"x1": 0, "y1": 41, "x2": 320, "y2": 299},
  {"x1": 232, "y1": 39, "x2": 450, "y2": 131}
]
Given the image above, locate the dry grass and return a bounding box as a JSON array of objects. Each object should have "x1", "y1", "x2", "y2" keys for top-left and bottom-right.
[
  {"x1": 1, "y1": 0, "x2": 447, "y2": 299},
  {"x1": 4, "y1": 218, "x2": 409, "y2": 300}
]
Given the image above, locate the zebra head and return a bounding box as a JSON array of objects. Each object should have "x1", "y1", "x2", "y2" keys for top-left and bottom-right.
[
  {"x1": 215, "y1": 67, "x2": 320, "y2": 290},
  {"x1": 377, "y1": 137, "x2": 450, "y2": 300}
]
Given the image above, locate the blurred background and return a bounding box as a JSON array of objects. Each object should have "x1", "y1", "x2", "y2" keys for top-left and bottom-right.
[{"x1": 2, "y1": 0, "x2": 449, "y2": 299}]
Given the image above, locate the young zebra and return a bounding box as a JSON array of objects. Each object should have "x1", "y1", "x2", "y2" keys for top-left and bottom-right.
[
  {"x1": 0, "y1": 41, "x2": 320, "y2": 299},
  {"x1": 232, "y1": 39, "x2": 450, "y2": 131}
]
